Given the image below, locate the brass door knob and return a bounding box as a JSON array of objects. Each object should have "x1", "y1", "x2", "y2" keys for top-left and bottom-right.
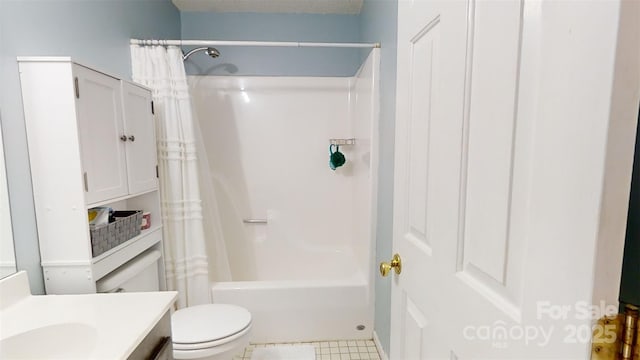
[{"x1": 380, "y1": 253, "x2": 402, "y2": 277}]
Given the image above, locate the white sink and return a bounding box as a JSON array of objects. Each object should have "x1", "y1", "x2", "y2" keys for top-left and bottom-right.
[
  {"x1": 1, "y1": 272, "x2": 177, "y2": 359},
  {"x1": 0, "y1": 323, "x2": 97, "y2": 359}
]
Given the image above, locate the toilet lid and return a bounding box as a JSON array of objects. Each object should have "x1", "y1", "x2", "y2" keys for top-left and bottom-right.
[{"x1": 172, "y1": 304, "x2": 252, "y2": 344}]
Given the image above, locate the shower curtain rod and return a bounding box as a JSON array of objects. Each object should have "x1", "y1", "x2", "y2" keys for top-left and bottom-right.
[{"x1": 130, "y1": 39, "x2": 380, "y2": 49}]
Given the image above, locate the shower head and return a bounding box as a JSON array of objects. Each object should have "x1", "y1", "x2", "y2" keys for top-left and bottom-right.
[
  {"x1": 205, "y1": 47, "x2": 221, "y2": 58},
  {"x1": 182, "y1": 47, "x2": 221, "y2": 61}
]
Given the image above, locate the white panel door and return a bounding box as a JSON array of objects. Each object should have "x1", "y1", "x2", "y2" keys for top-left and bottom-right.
[
  {"x1": 121, "y1": 82, "x2": 158, "y2": 195},
  {"x1": 74, "y1": 65, "x2": 128, "y2": 204},
  {"x1": 390, "y1": 0, "x2": 635, "y2": 358}
]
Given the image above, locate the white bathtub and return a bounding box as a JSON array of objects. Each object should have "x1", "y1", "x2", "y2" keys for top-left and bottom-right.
[{"x1": 210, "y1": 250, "x2": 373, "y2": 343}]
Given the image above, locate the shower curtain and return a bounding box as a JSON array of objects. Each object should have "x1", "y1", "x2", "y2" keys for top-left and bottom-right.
[{"x1": 130, "y1": 45, "x2": 231, "y2": 308}]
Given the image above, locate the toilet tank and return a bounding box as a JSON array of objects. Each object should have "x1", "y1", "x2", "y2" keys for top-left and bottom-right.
[{"x1": 97, "y1": 250, "x2": 161, "y2": 293}]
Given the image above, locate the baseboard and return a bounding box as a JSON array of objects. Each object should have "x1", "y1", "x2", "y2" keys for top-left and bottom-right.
[{"x1": 373, "y1": 330, "x2": 389, "y2": 360}]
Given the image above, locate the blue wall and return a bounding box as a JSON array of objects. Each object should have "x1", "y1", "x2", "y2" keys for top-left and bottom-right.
[
  {"x1": 360, "y1": 0, "x2": 397, "y2": 355},
  {"x1": 0, "y1": 0, "x2": 181, "y2": 294},
  {"x1": 180, "y1": 12, "x2": 362, "y2": 76}
]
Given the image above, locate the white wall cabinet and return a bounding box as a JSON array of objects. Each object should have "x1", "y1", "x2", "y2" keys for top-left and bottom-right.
[
  {"x1": 19, "y1": 57, "x2": 164, "y2": 294},
  {"x1": 75, "y1": 66, "x2": 158, "y2": 204}
]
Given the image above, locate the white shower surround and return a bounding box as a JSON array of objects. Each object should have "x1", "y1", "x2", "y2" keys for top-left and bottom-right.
[{"x1": 188, "y1": 49, "x2": 379, "y2": 342}]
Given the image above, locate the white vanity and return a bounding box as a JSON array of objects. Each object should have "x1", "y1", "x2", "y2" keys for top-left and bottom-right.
[{"x1": 0, "y1": 272, "x2": 177, "y2": 359}]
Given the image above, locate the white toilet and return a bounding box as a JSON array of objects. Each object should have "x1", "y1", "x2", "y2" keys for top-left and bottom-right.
[
  {"x1": 171, "y1": 304, "x2": 252, "y2": 360},
  {"x1": 96, "y1": 250, "x2": 253, "y2": 360}
]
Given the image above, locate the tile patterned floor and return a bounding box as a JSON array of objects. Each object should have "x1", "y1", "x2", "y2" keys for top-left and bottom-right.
[{"x1": 233, "y1": 339, "x2": 381, "y2": 360}]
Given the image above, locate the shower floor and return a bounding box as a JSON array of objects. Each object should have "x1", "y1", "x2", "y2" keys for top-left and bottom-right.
[{"x1": 233, "y1": 339, "x2": 382, "y2": 360}]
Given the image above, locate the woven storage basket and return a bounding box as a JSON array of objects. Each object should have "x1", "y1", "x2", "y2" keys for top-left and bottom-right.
[{"x1": 90, "y1": 210, "x2": 143, "y2": 257}]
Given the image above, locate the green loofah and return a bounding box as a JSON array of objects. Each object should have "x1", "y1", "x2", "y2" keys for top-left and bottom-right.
[{"x1": 329, "y1": 145, "x2": 346, "y2": 170}]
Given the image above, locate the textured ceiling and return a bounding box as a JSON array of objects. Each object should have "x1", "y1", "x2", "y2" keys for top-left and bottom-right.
[{"x1": 172, "y1": 0, "x2": 364, "y2": 14}]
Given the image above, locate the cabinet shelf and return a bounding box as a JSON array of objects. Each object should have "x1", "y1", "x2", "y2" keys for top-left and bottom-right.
[
  {"x1": 87, "y1": 187, "x2": 158, "y2": 209},
  {"x1": 92, "y1": 225, "x2": 163, "y2": 280}
]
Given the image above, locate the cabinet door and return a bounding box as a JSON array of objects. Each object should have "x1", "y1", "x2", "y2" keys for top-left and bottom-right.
[
  {"x1": 122, "y1": 82, "x2": 158, "y2": 194},
  {"x1": 74, "y1": 65, "x2": 128, "y2": 204}
]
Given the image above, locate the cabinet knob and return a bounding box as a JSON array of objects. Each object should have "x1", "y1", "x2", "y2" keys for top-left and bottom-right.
[
  {"x1": 120, "y1": 135, "x2": 127, "y2": 142},
  {"x1": 128, "y1": 135, "x2": 135, "y2": 142}
]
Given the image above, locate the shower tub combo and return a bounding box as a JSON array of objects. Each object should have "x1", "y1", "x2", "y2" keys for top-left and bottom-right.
[
  {"x1": 212, "y1": 250, "x2": 369, "y2": 342},
  {"x1": 189, "y1": 50, "x2": 379, "y2": 343}
]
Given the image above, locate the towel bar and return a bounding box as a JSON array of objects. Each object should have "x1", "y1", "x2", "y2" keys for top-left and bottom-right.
[{"x1": 243, "y1": 219, "x2": 268, "y2": 224}]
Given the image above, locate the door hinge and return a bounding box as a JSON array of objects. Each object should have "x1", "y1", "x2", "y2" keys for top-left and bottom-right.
[
  {"x1": 74, "y1": 77, "x2": 80, "y2": 99},
  {"x1": 83, "y1": 172, "x2": 88, "y2": 192},
  {"x1": 151, "y1": 101, "x2": 155, "y2": 114},
  {"x1": 156, "y1": 165, "x2": 159, "y2": 178},
  {"x1": 591, "y1": 304, "x2": 638, "y2": 360}
]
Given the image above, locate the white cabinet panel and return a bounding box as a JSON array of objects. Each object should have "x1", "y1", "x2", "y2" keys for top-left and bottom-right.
[
  {"x1": 122, "y1": 81, "x2": 158, "y2": 195},
  {"x1": 74, "y1": 65, "x2": 128, "y2": 204}
]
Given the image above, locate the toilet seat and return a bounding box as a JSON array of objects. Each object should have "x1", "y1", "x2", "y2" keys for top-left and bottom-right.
[
  {"x1": 172, "y1": 323, "x2": 252, "y2": 351},
  {"x1": 172, "y1": 304, "x2": 252, "y2": 351}
]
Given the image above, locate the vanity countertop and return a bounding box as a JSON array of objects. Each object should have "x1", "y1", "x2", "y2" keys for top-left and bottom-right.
[{"x1": 0, "y1": 272, "x2": 177, "y2": 359}]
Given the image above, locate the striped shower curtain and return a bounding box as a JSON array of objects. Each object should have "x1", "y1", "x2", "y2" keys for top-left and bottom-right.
[{"x1": 130, "y1": 45, "x2": 229, "y2": 307}]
